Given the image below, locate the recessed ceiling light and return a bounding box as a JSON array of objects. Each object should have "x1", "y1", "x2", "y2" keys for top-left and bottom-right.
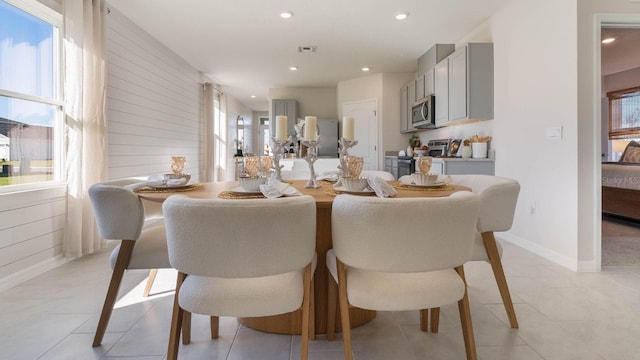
[
  {"x1": 250, "y1": 95, "x2": 256, "y2": 98},
  {"x1": 280, "y1": 11, "x2": 293, "y2": 19},
  {"x1": 361, "y1": 67, "x2": 371, "y2": 72},
  {"x1": 395, "y1": 13, "x2": 408, "y2": 20},
  {"x1": 602, "y1": 37, "x2": 616, "y2": 44},
  {"x1": 289, "y1": 66, "x2": 298, "y2": 71}
]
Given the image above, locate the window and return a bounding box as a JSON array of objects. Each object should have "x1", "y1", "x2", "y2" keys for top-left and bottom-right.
[
  {"x1": 608, "y1": 86, "x2": 640, "y2": 139},
  {"x1": 0, "y1": 0, "x2": 62, "y2": 188}
]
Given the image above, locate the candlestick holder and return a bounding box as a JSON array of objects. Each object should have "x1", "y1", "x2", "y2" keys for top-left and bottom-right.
[
  {"x1": 338, "y1": 138, "x2": 359, "y2": 177},
  {"x1": 270, "y1": 135, "x2": 293, "y2": 182},
  {"x1": 301, "y1": 137, "x2": 321, "y2": 188}
]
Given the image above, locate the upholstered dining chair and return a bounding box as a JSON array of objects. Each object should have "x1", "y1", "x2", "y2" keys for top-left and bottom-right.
[
  {"x1": 162, "y1": 195, "x2": 317, "y2": 360},
  {"x1": 88, "y1": 179, "x2": 170, "y2": 347},
  {"x1": 426, "y1": 174, "x2": 521, "y2": 331},
  {"x1": 326, "y1": 192, "x2": 481, "y2": 360}
]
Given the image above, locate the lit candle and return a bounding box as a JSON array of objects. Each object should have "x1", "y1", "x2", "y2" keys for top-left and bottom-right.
[
  {"x1": 343, "y1": 116, "x2": 354, "y2": 141},
  {"x1": 304, "y1": 116, "x2": 317, "y2": 140},
  {"x1": 275, "y1": 116, "x2": 288, "y2": 141}
]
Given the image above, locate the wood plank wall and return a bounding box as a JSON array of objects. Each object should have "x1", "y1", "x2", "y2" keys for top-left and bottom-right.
[
  {"x1": 1, "y1": 5, "x2": 205, "y2": 290},
  {"x1": 106, "y1": 7, "x2": 203, "y2": 180}
]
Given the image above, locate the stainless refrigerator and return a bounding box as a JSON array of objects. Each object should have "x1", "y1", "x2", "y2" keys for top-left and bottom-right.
[{"x1": 316, "y1": 119, "x2": 339, "y2": 158}]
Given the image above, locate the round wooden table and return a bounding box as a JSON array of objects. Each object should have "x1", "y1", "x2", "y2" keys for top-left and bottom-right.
[{"x1": 137, "y1": 180, "x2": 470, "y2": 335}]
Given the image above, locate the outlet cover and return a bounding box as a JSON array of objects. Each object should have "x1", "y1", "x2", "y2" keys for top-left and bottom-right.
[{"x1": 545, "y1": 126, "x2": 563, "y2": 140}]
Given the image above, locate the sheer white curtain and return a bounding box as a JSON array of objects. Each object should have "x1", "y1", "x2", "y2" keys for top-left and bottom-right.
[
  {"x1": 201, "y1": 82, "x2": 214, "y2": 182},
  {"x1": 63, "y1": 0, "x2": 108, "y2": 257}
]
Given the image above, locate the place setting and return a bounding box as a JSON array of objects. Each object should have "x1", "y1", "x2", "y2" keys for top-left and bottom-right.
[
  {"x1": 221, "y1": 155, "x2": 302, "y2": 199},
  {"x1": 396, "y1": 156, "x2": 454, "y2": 192},
  {"x1": 130, "y1": 156, "x2": 202, "y2": 193}
]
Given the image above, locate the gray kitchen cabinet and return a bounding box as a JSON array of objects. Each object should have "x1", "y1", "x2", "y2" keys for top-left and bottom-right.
[
  {"x1": 271, "y1": 99, "x2": 298, "y2": 136},
  {"x1": 435, "y1": 43, "x2": 493, "y2": 127},
  {"x1": 425, "y1": 69, "x2": 434, "y2": 96},
  {"x1": 418, "y1": 44, "x2": 455, "y2": 75},
  {"x1": 400, "y1": 85, "x2": 409, "y2": 132},
  {"x1": 448, "y1": 43, "x2": 494, "y2": 123},
  {"x1": 431, "y1": 158, "x2": 494, "y2": 175},
  {"x1": 407, "y1": 80, "x2": 416, "y2": 108},
  {"x1": 434, "y1": 59, "x2": 449, "y2": 125},
  {"x1": 415, "y1": 74, "x2": 425, "y2": 101}
]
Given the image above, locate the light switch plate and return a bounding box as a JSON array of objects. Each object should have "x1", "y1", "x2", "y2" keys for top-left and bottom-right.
[{"x1": 546, "y1": 126, "x2": 563, "y2": 140}]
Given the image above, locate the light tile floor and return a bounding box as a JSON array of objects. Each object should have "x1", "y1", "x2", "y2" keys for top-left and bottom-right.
[{"x1": 2, "y1": 240, "x2": 640, "y2": 360}]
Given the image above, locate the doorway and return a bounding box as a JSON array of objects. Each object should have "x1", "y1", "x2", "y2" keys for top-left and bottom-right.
[
  {"x1": 341, "y1": 99, "x2": 378, "y2": 170},
  {"x1": 599, "y1": 22, "x2": 640, "y2": 267}
]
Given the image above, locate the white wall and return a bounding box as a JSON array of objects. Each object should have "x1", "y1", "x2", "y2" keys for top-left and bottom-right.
[
  {"x1": 106, "y1": 7, "x2": 203, "y2": 180},
  {"x1": 490, "y1": 0, "x2": 579, "y2": 269},
  {"x1": 269, "y1": 87, "x2": 337, "y2": 119},
  {"x1": 577, "y1": 0, "x2": 640, "y2": 269}
]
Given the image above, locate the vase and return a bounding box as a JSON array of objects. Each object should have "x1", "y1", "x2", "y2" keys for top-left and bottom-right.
[
  {"x1": 406, "y1": 146, "x2": 413, "y2": 157},
  {"x1": 460, "y1": 145, "x2": 472, "y2": 158}
]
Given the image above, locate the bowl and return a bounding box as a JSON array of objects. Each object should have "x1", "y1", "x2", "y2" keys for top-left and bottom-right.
[
  {"x1": 164, "y1": 173, "x2": 191, "y2": 183},
  {"x1": 414, "y1": 149, "x2": 429, "y2": 156},
  {"x1": 239, "y1": 176, "x2": 263, "y2": 191},
  {"x1": 412, "y1": 172, "x2": 438, "y2": 185},
  {"x1": 341, "y1": 176, "x2": 369, "y2": 191}
]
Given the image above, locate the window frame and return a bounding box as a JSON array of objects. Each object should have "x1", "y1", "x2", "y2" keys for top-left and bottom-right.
[
  {"x1": 0, "y1": 0, "x2": 64, "y2": 193},
  {"x1": 608, "y1": 85, "x2": 640, "y2": 140}
]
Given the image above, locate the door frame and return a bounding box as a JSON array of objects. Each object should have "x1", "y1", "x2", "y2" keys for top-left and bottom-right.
[{"x1": 593, "y1": 14, "x2": 640, "y2": 271}]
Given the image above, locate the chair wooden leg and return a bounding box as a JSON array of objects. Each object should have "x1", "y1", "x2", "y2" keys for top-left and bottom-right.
[
  {"x1": 430, "y1": 308, "x2": 440, "y2": 333},
  {"x1": 420, "y1": 309, "x2": 428, "y2": 332},
  {"x1": 143, "y1": 269, "x2": 158, "y2": 297},
  {"x1": 326, "y1": 272, "x2": 338, "y2": 341},
  {"x1": 93, "y1": 240, "x2": 135, "y2": 347},
  {"x1": 337, "y1": 260, "x2": 353, "y2": 360},
  {"x1": 210, "y1": 316, "x2": 219, "y2": 339},
  {"x1": 182, "y1": 311, "x2": 191, "y2": 344},
  {"x1": 309, "y1": 276, "x2": 316, "y2": 340},
  {"x1": 455, "y1": 266, "x2": 477, "y2": 360},
  {"x1": 167, "y1": 272, "x2": 186, "y2": 360},
  {"x1": 482, "y1": 231, "x2": 519, "y2": 329},
  {"x1": 300, "y1": 264, "x2": 312, "y2": 360}
]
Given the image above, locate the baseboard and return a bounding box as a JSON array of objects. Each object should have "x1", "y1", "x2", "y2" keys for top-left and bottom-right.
[
  {"x1": 0, "y1": 255, "x2": 70, "y2": 293},
  {"x1": 497, "y1": 232, "x2": 580, "y2": 272}
]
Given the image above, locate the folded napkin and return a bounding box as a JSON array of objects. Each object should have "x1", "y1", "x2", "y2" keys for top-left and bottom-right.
[
  {"x1": 367, "y1": 177, "x2": 397, "y2": 198},
  {"x1": 259, "y1": 179, "x2": 302, "y2": 198},
  {"x1": 124, "y1": 175, "x2": 188, "y2": 191}
]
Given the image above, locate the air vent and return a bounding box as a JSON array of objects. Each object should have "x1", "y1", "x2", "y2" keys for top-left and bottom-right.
[{"x1": 298, "y1": 46, "x2": 317, "y2": 53}]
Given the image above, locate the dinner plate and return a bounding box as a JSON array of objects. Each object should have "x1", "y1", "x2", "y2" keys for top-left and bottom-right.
[
  {"x1": 229, "y1": 186, "x2": 263, "y2": 194},
  {"x1": 333, "y1": 186, "x2": 375, "y2": 195},
  {"x1": 406, "y1": 182, "x2": 447, "y2": 188},
  {"x1": 148, "y1": 182, "x2": 194, "y2": 190}
]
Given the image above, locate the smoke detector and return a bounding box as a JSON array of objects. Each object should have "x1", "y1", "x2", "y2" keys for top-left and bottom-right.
[{"x1": 298, "y1": 46, "x2": 317, "y2": 53}]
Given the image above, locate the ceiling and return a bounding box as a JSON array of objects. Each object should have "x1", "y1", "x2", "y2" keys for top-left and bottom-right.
[
  {"x1": 107, "y1": 0, "x2": 512, "y2": 111},
  {"x1": 601, "y1": 27, "x2": 640, "y2": 77}
]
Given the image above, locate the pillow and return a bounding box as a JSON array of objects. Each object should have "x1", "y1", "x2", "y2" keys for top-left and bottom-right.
[{"x1": 620, "y1": 141, "x2": 640, "y2": 163}]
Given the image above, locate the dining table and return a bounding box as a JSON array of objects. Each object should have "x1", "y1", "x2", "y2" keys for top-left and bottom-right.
[{"x1": 136, "y1": 179, "x2": 471, "y2": 335}]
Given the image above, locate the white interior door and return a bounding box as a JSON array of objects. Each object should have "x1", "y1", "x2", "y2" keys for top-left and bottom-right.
[{"x1": 342, "y1": 99, "x2": 378, "y2": 170}]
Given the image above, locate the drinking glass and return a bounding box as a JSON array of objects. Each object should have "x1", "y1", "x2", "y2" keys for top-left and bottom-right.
[
  {"x1": 244, "y1": 156, "x2": 260, "y2": 177},
  {"x1": 259, "y1": 156, "x2": 272, "y2": 174},
  {"x1": 346, "y1": 156, "x2": 364, "y2": 177},
  {"x1": 171, "y1": 156, "x2": 186, "y2": 175},
  {"x1": 417, "y1": 156, "x2": 432, "y2": 174}
]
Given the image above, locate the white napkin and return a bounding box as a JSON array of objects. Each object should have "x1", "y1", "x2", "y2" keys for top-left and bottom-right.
[
  {"x1": 124, "y1": 175, "x2": 187, "y2": 191},
  {"x1": 367, "y1": 177, "x2": 397, "y2": 198},
  {"x1": 260, "y1": 179, "x2": 302, "y2": 198}
]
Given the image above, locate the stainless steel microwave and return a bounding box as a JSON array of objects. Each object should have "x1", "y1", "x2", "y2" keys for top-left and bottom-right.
[{"x1": 411, "y1": 95, "x2": 436, "y2": 129}]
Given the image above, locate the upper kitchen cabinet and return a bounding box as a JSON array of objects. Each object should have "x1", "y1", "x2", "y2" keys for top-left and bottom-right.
[
  {"x1": 434, "y1": 59, "x2": 449, "y2": 125},
  {"x1": 424, "y1": 69, "x2": 434, "y2": 96},
  {"x1": 418, "y1": 44, "x2": 455, "y2": 75},
  {"x1": 415, "y1": 73, "x2": 425, "y2": 101},
  {"x1": 271, "y1": 99, "x2": 298, "y2": 136},
  {"x1": 446, "y1": 43, "x2": 494, "y2": 125},
  {"x1": 400, "y1": 85, "x2": 409, "y2": 132}
]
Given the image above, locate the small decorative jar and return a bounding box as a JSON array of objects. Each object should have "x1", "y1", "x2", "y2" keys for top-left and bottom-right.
[{"x1": 460, "y1": 141, "x2": 473, "y2": 158}]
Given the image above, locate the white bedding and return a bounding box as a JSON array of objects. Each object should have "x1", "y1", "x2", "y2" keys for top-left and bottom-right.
[{"x1": 602, "y1": 163, "x2": 640, "y2": 190}]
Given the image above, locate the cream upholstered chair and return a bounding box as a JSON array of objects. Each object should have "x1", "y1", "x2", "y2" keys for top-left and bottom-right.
[
  {"x1": 360, "y1": 170, "x2": 395, "y2": 181},
  {"x1": 326, "y1": 192, "x2": 481, "y2": 360},
  {"x1": 88, "y1": 179, "x2": 170, "y2": 347},
  {"x1": 162, "y1": 195, "x2": 317, "y2": 360},
  {"x1": 427, "y1": 174, "x2": 521, "y2": 330}
]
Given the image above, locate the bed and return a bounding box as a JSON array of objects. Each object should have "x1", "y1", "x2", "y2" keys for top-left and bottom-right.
[{"x1": 602, "y1": 141, "x2": 640, "y2": 221}]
